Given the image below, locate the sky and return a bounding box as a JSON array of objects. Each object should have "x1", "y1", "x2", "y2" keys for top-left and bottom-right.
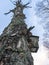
[{"x1": 0, "y1": 0, "x2": 49, "y2": 65}]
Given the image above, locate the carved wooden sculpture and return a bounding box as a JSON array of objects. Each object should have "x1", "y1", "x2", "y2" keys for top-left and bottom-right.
[{"x1": 0, "y1": 0, "x2": 39, "y2": 65}]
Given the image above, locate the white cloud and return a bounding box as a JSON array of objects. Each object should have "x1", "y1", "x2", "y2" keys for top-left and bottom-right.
[{"x1": 32, "y1": 44, "x2": 49, "y2": 65}]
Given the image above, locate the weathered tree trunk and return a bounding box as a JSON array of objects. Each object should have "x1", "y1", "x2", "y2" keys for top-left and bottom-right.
[{"x1": 0, "y1": 0, "x2": 39, "y2": 65}]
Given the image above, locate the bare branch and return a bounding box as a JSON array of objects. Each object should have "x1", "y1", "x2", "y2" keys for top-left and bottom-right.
[{"x1": 4, "y1": 10, "x2": 13, "y2": 15}]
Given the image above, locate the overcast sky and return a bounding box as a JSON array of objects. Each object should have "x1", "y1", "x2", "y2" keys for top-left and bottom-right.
[{"x1": 0, "y1": 0, "x2": 49, "y2": 65}]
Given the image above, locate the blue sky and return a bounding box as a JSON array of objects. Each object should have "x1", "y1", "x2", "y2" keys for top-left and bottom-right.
[
  {"x1": 0, "y1": 0, "x2": 44, "y2": 39},
  {"x1": 0, "y1": 0, "x2": 49, "y2": 65}
]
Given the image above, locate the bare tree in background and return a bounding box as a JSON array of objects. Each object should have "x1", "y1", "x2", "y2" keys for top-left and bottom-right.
[{"x1": 36, "y1": 0, "x2": 49, "y2": 48}]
